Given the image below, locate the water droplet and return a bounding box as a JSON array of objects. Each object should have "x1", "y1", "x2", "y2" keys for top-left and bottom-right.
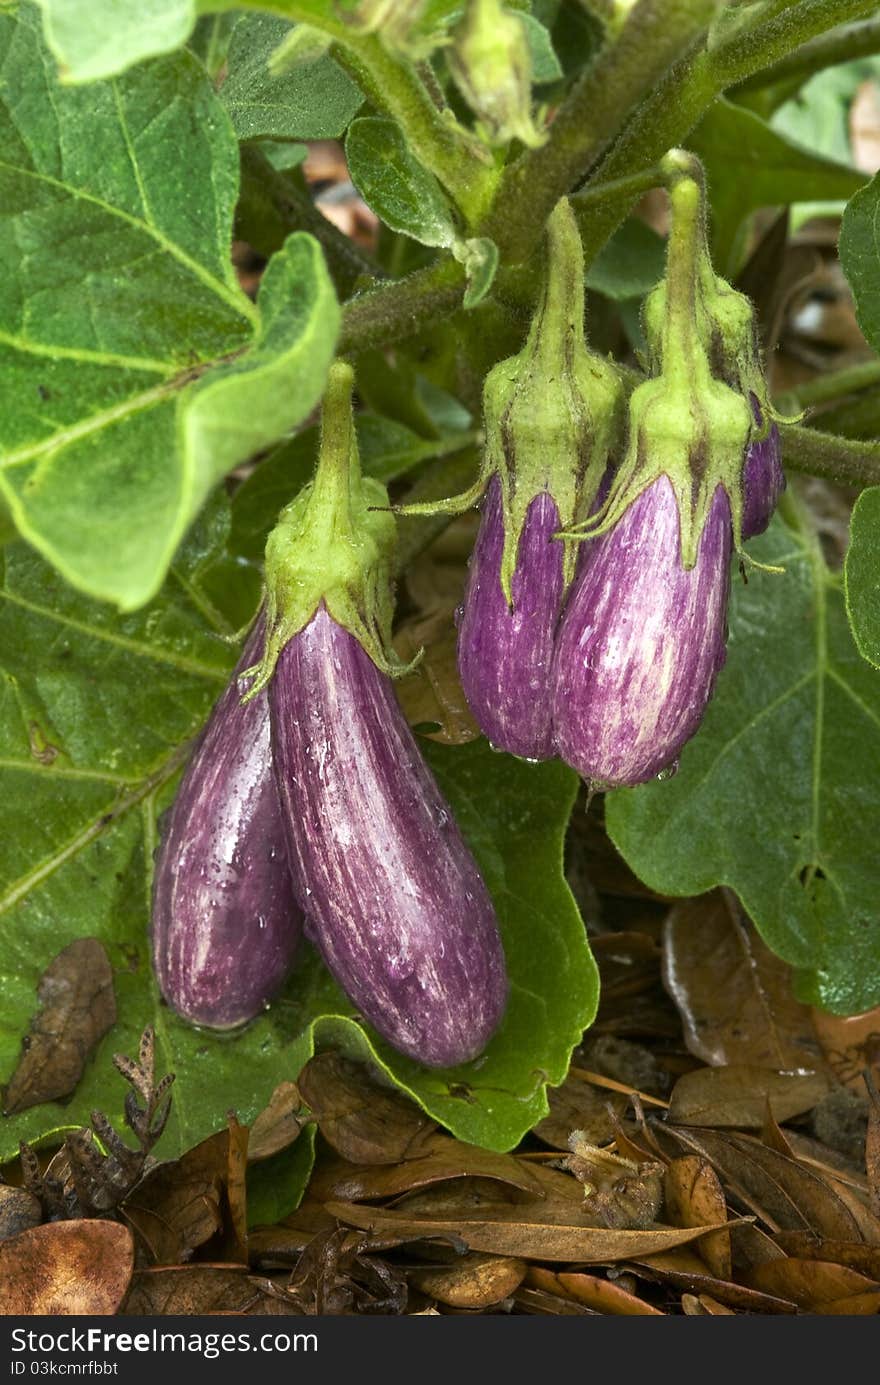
[
  {"x1": 453, "y1": 604, "x2": 464, "y2": 628},
  {"x1": 655, "y1": 759, "x2": 679, "y2": 782}
]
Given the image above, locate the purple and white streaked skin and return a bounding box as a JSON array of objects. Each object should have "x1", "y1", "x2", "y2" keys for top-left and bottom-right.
[
  {"x1": 457, "y1": 476, "x2": 563, "y2": 759},
  {"x1": 741, "y1": 422, "x2": 784, "y2": 539},
  {"x1": 269, "y1": 605, "x2": 509, "y2": 1068},
  {"x1": 152, "y1": 621, "x2": 302, "y2": 1030},
  {"x1": 551, "y1": 475, "x2": 731, "y2": 788}
]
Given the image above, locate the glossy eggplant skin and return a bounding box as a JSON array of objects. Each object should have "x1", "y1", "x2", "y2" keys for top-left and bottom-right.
[
  {"x1": 551, "y1": 476, "x2": 731, "y2": 788},
  {"x1": 741, "y1": 422, "x2": 784, "y2": 539},
  {"x1": 457, "y1": 477, "x2": 562, "y2": 760},
  {"x1": 152, "y1": 623, "x2": 302, "y2": 1030},
  {"x1": 269, "y1": 605, "x2": 509, "y2": 1068}
]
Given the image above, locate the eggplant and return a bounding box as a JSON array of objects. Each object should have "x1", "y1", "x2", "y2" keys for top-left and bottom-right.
[
  {"x1": 551, "y1": 476, "x2": 731, "y2": 788},
  {"x1": 741, "y1": 401, "x2": 784, "y2": 539},
  {"x1": 269, "y1": 604, "x2": 508, "y2": 1068},
  {"x1": 151, "y1": 621, "x2": 302, "y2": 1029},
  {"x1": 457, "y1": 476, "x2": 562, "y2": 759}
]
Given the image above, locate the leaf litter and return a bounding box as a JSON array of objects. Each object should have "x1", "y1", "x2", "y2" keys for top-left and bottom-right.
[{"x1": 1, "y1": 835, "x2": 879, "y2": 1316}]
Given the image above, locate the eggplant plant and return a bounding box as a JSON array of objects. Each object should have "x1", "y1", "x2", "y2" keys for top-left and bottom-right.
[{"x1": 3, "y1": 0, "x2": 880, "y2": 1170}]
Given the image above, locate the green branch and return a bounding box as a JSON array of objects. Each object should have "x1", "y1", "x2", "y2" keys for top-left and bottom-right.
[
  {"x1": 782, "y1": 424, "x2": 880, "y2": 489},
  {"x1": 733, "y1": 16, "x2": 880, "y2": 95},
  {"x1": 776, "y1": 359, "x2": 880, "y2": 413},
  {"x1": 483, "y1": 0, "x2": 719, "y2": 262},
  {"x1": 339, "y1": 258, "x2": 466, "y2": 356}
]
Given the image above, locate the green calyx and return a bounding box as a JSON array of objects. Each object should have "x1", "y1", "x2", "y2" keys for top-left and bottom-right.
[
  {"x1": 567, "y1": 151, "x2": 769, "y2": 568},
  {"x1": 244, "y1": 361, "x2": 410, "y2": 698},
  {"x1": 334, "y1": 0, "x2": 442, "y2": 59},
  {"x1": 447, "y1": 0, "x2": 545, "y2": 149},
  {"x1": 395, "y1": 197, "x2": 625, "y2": 604}
]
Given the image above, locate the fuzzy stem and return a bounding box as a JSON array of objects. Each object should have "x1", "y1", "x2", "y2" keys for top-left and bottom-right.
[
  {"x1": 310, "y1": 361, "x2": 357, "y2": 522},
  {"x1": 733, "y1": 16, "x2": 880, "y2": 96},
  {"x1": 782, "y1": 424, "x2": 880, "y2": 489},
  {"x1": 776, "y1": 359, "x2": 880, "y2": 412}
]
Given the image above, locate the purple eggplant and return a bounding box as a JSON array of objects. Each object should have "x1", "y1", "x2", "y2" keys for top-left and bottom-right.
[
  {"x1": 269, "y1": 604, "x2": 508, "y2": 1068},
  {"x1": 551, "y1": 476, "x2": 731, "y2": 788},
  {"x1": 741, "y1": 408, "x2": 784, "y2": 539},
  {"x1": 152, "y1": 622, "x2": 302, "y2": 1029},
  {"x1": 457, "y1": 477, "x2": 563, "y2": 760}
]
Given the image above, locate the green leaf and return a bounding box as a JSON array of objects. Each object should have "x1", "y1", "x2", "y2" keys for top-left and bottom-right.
[
  {"x1": 34, "y1": 0, "x2": 196, "y2": 82},
  {"x1": 0, "y1": 7, "x2": 338, "y2": 610},
  {"x1": 585, "y1": 218, "x2": 665, "y2": 301},
  {"x1": 246, "y1": 1126, "x2": 316, "y2": 1228},
  {"x1": 455, "y1": 236, "x2": 500, "y2": 310},
  {"x1": 845, "y1": 485, "x2": 880, "y2": 669},
  {"x1": 606, "y1": 517, "x2": 880, "y2": 1016},
  {"x1": 841, "y1": 172, "x2": 880, "y2": 358},
  {"x1": 520, "y1": 13, "x2": 562, "y2": 84},
  {"x1": 346, "y1": 117, "x2": 457, "y2": 249},
  {"x1": 689, "y1": 98, "x2": 867, "y2": 272},
  {"x1": 188, "y1": 12, "x2": 237, "y2": 78},
  {"x1": 0, "y1": 504, "x2": 596, "y2": 1159},
  {"x1": 220, "y1": 14, "x2": 362, "y2": 142}
]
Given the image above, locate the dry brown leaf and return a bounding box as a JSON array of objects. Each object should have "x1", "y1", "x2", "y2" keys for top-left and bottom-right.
[
  {"x1": 866, "y1": 1068, "x2": 880, "y2": 1219},
  {"x1": 811, "y1": 1007, "x2": 880, "y2": 1093},
  {"x1": 324, "y1": 1196, "x2": 735, "y2": 1263},
  {"x1": 817, "y1": 1289, "x2": 880, "y2": 1314},
  {"x1": 0, "y1": 1183, "x2": 42, "y2": 1240},
  {"x1": 394, "y1": 611, "x2": 480, "y2": 745},
  {"x1": 0, "y1": 1218, "x2": 133, "y2": 1314},
  {"x1": 527, "y1": 1265, "x2": 664, "y2": 1315},
  {"x1": 410, "y1": 1253, "x2": 526, "y2": 1308},
  {"x1": 309, "y1": 1139, "x2": 543, "y2": 1204},
  {"x1": 123, "y1": 1119, "x2": 249, "y2": 1265},
  {"x1": 773, "y1": 1234, "x2": 880, "y2": 1277},
  {"x1": 2, "y1": 939, "x2": 116, "y2": 1114},
  {"x1": 662, "y1": 1127, "x2": 865, "y2": 1241},
  {"x1": 248, "y1": 1082, "x2": 303, "y2": 1162},
  {"x1": 663, "y1": 891, "x2": 826, "y2": 1070},
  {"x1": 746, "y1": 1257, "x2": 880, "y2": 1311},
  {"x1": 629, "y1": 1256, "x2": 797, "y2": 1314},
  {"x1": 667, "y1": 1065, "x2": 831, "y2": 1129},
  {"x1": 513, "y1": 1286, "x2": 598, "y2": 1314},
  {"x1": 664, "y1": 1156, "x2": 731, "y2": 1280},
  {"x1": 533, "y1": 1073, "x2": 627, "y2": 1151},
  {"x1": 297, "y1": 1054, "x2": 436, "y2": 1164}
]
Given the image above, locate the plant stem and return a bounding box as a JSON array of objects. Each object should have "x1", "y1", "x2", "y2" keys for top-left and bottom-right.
[
  {"x1": 733, "y1": 16, "x2": 880, "y2": 95},
  {"x1": 776, "y1": 359, "x2": 880, "y2": 412},
  {"x1": 249, "y1": 2, "x2": 493, "y2": 225},
  {"x1": 339, "y1": 258, "x2": 466, "y2": 355},
  {"x1": 575, "y1": 0, "x2": 880, "y2": 269},
  {"x1": 782, "y1": 424, "x2": 880, "y2": 489},
  {"x1": 483, "y1": 0, "x2": 719, "y2": 262}
]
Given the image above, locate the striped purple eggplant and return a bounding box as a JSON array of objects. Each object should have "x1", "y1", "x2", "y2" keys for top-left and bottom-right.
[
  {"x1": 551, "y1": 476, "x2": 732, "y2": 788},
  {"x1": 742, "y1": 401, "x2": 784, "y2": 539},
  {"x1": 152, "y1": 622, "x2": 302, "y2": 1029},
  {"x1": 457, "y1": 477, "x2": 563, "y2": 760},
  {"x1": 269, "y1": 604, "x2": 508, "y2": 1068}
]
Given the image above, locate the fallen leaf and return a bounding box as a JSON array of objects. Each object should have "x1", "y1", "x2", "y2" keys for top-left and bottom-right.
[
  {"x1": 811, "y1": 1007, "x2": 880, "y2": 1093},
  {"x1": 866, "y1": 1069, "x2": 880, "y2": 1219},
  {"x1": 816, "y1": 1289, "x2": 880, "y2": 1314},
  {"x1": 124, "y1": 1264, "x2": 294, "y2": 1315},
  {"x1": 664, "y1": 1156, "x2": 731, "y2": 1280},
  {"x1": 309, "y1": 1140, "x2": 543, "y2": 1204},
  {"x1": 527, "y1": 1265, "x2": 664, "y2": 1315},
  {"x1": 0, "y1": 1184, "x2": 42, "y2": 1240},
  {"x1": 746, "y1": 1257, "x2": 880, "y2": 1311},
  {"x1": 248, "y1": 1082, "x2": 304, "y2": 1162},
  {"x1": 2, "y1": 939, "x2": 116, "y2": 1114},
  {"x1": 513, "y1": 1286, "x2": 598, "y2": 1314},
  {"x1": 661, "y1": 1127, "x2": 865, "y2": 1241},
  {"x1": 663, "y1": 892, "x2": 825, "y2": 1069},
  {"x1": 394, "y1": 611, "x2": 480, "y2": 744},
  {"x1": 667, "y1": 1065, "x2": 831, "y2": 1128},
  {"x1": 0, "y1": 1219, "x2": 133, "y2": 1314},
  {"x1": 410, "y1": 1253, "x2": 526, "y2": 1308},
  {"x1": 533, "y1": 1074, "x2": 627, "y2": 1151},
  {"x1": 681, "y1": 1292, "x2": 736, "y2": 1315},
  {"x1": 297, "y1": 1054, "x2": 436, "y2": 1164},
  {"x1": 773, "y1": 1234, "x2": 880, "y2": 1277},
  {"x1": 629, "y1": 1256, "x2": 797, "y2": 1314},
  {"x1": 122, "y1": 1120, "x2": 249, "y2": 1265},
  {"x1": 324, "y1": 1197, "x2": 737, "y2": 1262}
]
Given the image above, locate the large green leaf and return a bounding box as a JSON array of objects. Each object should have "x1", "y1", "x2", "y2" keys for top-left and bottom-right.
[
  {"x1": 0, "y1": 6, "x2": 338, "y2": 610},
  {"x1": 689, "y1": 99, "x2": 867, "y2": 272},
  {"x1": 845, "y1": 485, "x2": 880, "y2": 669},
  {"x1": 0, "y1": 497, "x2": 596, "y2": 1160},
  {"x1": 34, "y1": 0, "x2": 197, "y2": 81},
  {"x1": 220, "y1": 14, "x2": 362, "y2": 143},
  {"x1": 841, "y1": 172, "x2": 880, "y2": 358},
  {"x1": 606, "y1": 517, "x2": 880, "y2": 1015}
]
